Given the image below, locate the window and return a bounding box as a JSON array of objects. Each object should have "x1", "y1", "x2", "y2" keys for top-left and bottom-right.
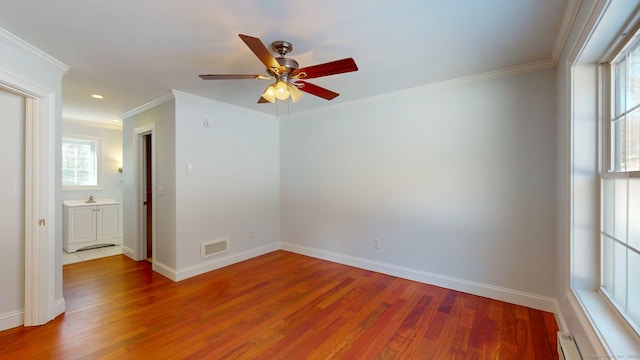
[
  {"x1": 612, "y1": 36, "x2": 640, "y2": 172},
  {"x1": 602, "y1": 33, "x2": 640, "y2": 335},
  {"x1": 62, "y1": 137, "x2": 99, "y2": 187}
]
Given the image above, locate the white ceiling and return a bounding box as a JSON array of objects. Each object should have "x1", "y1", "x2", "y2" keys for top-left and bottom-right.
[{"x1": 0, "y1": 0, "x2": 572, "y2": 123}]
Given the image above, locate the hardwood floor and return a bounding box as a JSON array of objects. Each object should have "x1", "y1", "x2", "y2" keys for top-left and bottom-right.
[{"x1": 0, "y1": 251, "x2": 559, "y2": 359}]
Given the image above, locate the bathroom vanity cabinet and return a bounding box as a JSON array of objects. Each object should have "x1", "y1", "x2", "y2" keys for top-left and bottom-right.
[{"x1": 63, "y1": 199, "x2": 122, "y2": 253}]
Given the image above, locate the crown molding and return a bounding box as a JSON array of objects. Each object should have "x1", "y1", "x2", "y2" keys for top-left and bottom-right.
[
  {"x1": 0, "y1": 27, "x2": 68, "y2": 74},
  {"x1": 284, "y1": 58, "x2": 555, "y2": 119},
  {"x1": 120, "y1": 91, "x2": 175, "y2": 120},
  {"x1": 63, "y1": 118, "x2": 122, "y2": 130},
  {"x1": 552, "y1": 0, "x2": 583, "y2": 64}
]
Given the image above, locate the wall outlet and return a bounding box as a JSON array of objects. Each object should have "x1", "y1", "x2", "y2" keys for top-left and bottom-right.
[
  {"x1": 249, "y1": 229, "x2": 256, "y2": 239},
  {"x1": 373, "y1": 239, "x2": 381, "y2": 249}
]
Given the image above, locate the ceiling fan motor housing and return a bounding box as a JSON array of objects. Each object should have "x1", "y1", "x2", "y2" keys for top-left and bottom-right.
[
  {"x1": 269, "y1": 40, "x2": 299, "y2": 77},
  {"x1": 276, "y1": 57, "x2": 299, "y2": 72}
]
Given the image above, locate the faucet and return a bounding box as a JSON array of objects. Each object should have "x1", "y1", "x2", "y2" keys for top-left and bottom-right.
[{"x1": 86, "y1": 195, "x2": 96, "y2": 203}]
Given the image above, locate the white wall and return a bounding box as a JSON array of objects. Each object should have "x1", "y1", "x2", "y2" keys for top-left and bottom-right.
[
  {"x1": 122, "y1": 91, "x2": 280, "y2": 279},
  {"x1": 0, "y1": 88, "x2": 25, "y2": 320},
  {"x1": 281, "y1": 69, "x2": 557, "y2": 298},
  {"x1": 173, "y1": 92, "x2": 280, "y2": 273},
  {"x1": 122, "y1": 98, "x2": 176, "y2": 267},
  {"x1": 62, "y1": 120, "x2": 123, "y2": 203}
]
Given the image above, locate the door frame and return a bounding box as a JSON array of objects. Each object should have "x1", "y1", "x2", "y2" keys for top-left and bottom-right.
[
  {"x1": 0, "y1": 71, "x2": 58, "y2": 326},
  {"x1": 132, "y1": 124, "x2": 156, "y2": 267}
]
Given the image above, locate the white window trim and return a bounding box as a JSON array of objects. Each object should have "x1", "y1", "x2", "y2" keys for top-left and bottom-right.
[
  {"x1": 598, "y1": 10, "x2": 640, "y2": 339},
  {"x1": 566, "y1": 1, "x2": 640, "y2": 357},
  {"x1": 62, "y1": 134, "x2": 103, "y2": 190},
  {"x1": 569, "y1": 60, "x2": 640, "y2": 360}
]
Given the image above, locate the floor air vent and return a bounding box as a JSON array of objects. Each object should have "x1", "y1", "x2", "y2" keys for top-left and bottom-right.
[
  {"x1": 201, "y1": 237, "x2": 229, "y2": 258},
  {"x1": 557, "y1": 332, "x2": 582, "y2": 360}
]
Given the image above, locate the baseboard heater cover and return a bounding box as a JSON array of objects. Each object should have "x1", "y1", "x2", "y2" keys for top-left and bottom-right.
[
  {"x1": 558, "y1": 332, "x2": 582, "y2": 360},
  {"x1": 201, "y1": 237, "x2": 229, "y2": 258}
]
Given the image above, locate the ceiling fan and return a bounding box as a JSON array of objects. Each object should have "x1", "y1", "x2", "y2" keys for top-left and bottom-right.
[{"x1": 199, "y1": 34, "x2": 358, "y2": 104}]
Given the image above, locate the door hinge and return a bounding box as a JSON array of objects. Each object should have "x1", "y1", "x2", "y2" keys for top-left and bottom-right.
[{"x1": 38, "y1": 219, "x2": 45, "y2": 226}]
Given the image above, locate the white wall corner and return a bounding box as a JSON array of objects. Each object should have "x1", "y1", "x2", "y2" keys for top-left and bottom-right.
[
  {"x1": 171, "y1": 89, "x2": 272, "y2": 117},
  {"x1": 279, "y1": 242, "x2": 558, "y2": 313},
  {"x1": 121, "y1": 245, "x2": 135, "y2": 260},
  {"x1": 153, "y1": 261, "x2": 178, "y2": 282},
  {"x1": 553, "y1": 298, "x2": 570, "y2": 334},
  {"x1": 53, "y1": 297, "x2": 65, "y2": 320}
]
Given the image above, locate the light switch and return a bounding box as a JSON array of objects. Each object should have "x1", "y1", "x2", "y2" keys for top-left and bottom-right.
[
  {"x1": 186, "y1": 163, "x2": 193, "y2": 174},
  {"x1": 157, "y1": 185, "x2": 164, "y2": 196}
]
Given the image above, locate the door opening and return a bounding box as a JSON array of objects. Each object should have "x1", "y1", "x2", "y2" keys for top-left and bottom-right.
[
  {"x1": 144, "y1": 134, "x2": 152, "y2": 262},
  {"x1": 133, "y1": 123, "x2": 155, "y2": 265}
]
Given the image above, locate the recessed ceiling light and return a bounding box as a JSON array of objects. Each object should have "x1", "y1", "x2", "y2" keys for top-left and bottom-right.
[{"x1": 91, "y1": 94, "x2": 104, "y2": 99}]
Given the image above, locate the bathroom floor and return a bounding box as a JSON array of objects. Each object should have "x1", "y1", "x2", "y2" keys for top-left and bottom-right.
[{"x1": 63, "y1": 245, "x2": 123, "y2": 265}]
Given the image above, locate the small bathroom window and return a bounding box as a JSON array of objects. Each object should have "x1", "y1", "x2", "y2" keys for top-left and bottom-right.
[{"x1": 62, "y1": 136, "x2": 101, "y2": 188}]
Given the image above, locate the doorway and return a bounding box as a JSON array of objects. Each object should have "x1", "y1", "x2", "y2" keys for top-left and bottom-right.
[
  {"x1": 133, "y1": 123, "x2": 155, "y2": 265},
  {"x1": 143, "y1": 133, "x2": 153, "y2": 261}
]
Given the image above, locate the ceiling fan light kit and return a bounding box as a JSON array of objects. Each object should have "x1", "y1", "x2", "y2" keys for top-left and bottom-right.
[
  {"x1": 199, "y1": 34, "x2": 358, "y2": 104},
  {"x1": 261, "y1": 81, "x2": 303, "y2": 103}
]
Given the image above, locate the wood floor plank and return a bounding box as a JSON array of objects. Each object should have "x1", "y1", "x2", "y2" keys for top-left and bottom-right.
[{"x1": 0, "y1": 251, "x2": 559, "y2": 359}]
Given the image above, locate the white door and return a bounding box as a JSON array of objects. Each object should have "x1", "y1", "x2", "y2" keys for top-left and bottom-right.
[
  {"x1": 0, "y1": 68, "x2": 60, "y2": 329},
  {"x1": 0, "y1": 88, "x2": 25, "y2": 321}
]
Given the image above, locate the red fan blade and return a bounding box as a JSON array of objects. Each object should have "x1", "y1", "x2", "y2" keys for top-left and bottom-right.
[
  {"x1": 239, "y1": 34, "x2": 280, "y2": 71},
  {"x1": 293, "y1": 58, "x2": 358, "y2": 79},
  {"x1": 199, "y1": 74, "x2": 270, "y2": 80},
  {"x1": 296, "y1": 81, "x2": 339, "y2": 100}
]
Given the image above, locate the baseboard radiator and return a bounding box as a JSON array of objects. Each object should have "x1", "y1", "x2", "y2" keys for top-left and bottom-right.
[{"x1": 558, "y1": 332, "x2": 582, "y2": 360}]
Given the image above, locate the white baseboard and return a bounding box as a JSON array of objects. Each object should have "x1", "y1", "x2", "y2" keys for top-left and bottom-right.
[
  {"x1": 0, "y1": 298, "x2": 66, "y2": 332},
  {"x1": 161, "y1": 241, "x2": 557, "y2": 312},
  {"x1": 153, "y1": 243, "x2": 281, "y2": 282},
  {"x1": 0, "y1": 309, "x2": 23, "y2": 331},
  {"x1": 127, "y1": 241, "x2": 557, "y2": 314},
  {"x1": 153, "y1": 260, "x2": 178, "y2": 281},
  {"x1": 280, "y1": 242, "x2": 558, "y2": 313},
  {"x1": 121, "y1": 245, "x2": 135, "y2": 259}
]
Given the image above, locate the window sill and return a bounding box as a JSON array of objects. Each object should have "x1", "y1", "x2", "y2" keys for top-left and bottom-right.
[{"x1": 574, "y1": 288, "x2": 640, "y2": 358}]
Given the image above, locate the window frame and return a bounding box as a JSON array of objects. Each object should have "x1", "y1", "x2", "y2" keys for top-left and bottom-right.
[
  {"x1": 610, "y1": 32, "x2": 640, "y2": 172},
  {"x1": 601, "y1": 27, "x2": 640, "y2": 337},
  {"x1": 62, "y1": 135, "x2": 102, "y2": 190}
]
